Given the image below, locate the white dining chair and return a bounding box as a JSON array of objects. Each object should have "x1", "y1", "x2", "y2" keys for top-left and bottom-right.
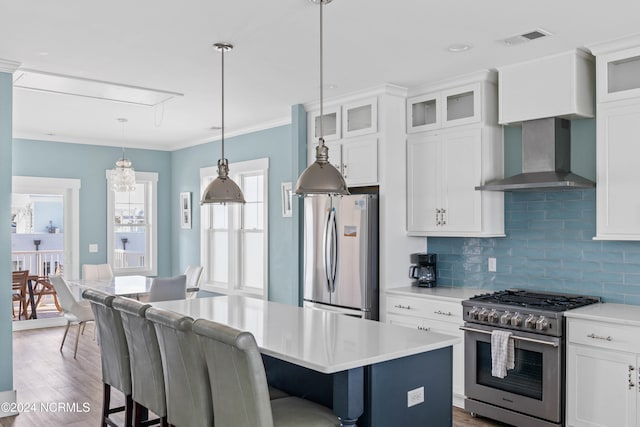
[
  {"x1": 184, "y1": 265, "x2": 203, "y2": 299},
  {"x1": 148, "y1": 275, "x2": 187, "y2": 302},
  {"x1": 49, "y1": 275, "x2": 95, "y2": 359},
  {"x1": 82, "y1": 264, "x2": 114, "y2": 281}
]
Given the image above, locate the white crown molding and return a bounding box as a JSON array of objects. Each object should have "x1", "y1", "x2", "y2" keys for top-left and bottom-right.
[
  {"x1": 407, "y1": 69, "x2": 497, "y2": 97},
  {"x1": 15, "y1": 115, "x2": 292, "y2": 152},
  {"x1": 587, "y1": 32, "x2": 640, "y2": 56},
  {"x1": 0, "y1": 59, "x2": 21, "y2": 74},
  {"x1": 303, "y1": 83, "x2": 408, "y2": 111}
]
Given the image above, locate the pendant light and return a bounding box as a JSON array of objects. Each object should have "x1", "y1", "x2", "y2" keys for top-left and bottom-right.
[
  {"x1": 201, "y1": 43, "x2": 246, "y2": 205},
  {"x1": 111, "y1": 118, "x2": 136, "y2": 192},
  {"x1": 294, "y1": 0, "x2": 349, "y2": 196}
]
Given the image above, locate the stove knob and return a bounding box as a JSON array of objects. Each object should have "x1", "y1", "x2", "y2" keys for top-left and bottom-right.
[
  {"x1": 510, "y1": 312, "x2": 523, "y2": 327},
  {"x1": 525, "y1": 314, "x2": 537, "y2": 329},
  {"x1": 500, "y1": 311, "x2": 512, "y2": 325},
  {"x1": 536, "y1": 316, "x2": 549, "y2": 331},
  {"x1": 488, "y1": 309, "x2": 499, "y2": 323},
  {"x1": 478, "y1": 308, "x2": 489, "y2": 321},
  {"x1": 469, "y1": 306, "x2": 480, "y2": 320}
]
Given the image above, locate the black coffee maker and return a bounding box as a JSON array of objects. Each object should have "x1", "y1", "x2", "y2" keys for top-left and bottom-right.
[{"x1": 409, "y1": 253, "x2": 437, "y2": 287}]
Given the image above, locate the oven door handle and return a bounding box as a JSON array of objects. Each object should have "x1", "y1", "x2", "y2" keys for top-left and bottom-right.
[{"x1": 459, "y1": 326, "x2": 559, "y2": 348}]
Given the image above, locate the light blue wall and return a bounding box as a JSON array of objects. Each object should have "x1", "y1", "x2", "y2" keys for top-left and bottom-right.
[
  {"x1": 170, "y1": 122, "x2": 302, "y2": 305},
  {"x1": 0, "y1": 72, "x2": 14, "y2": 392},
  {"x1": 428, "y1": 118, "x2": 640, "y2": 304},
  {"x1": 12, "y1": 139, "x2": 173, "y2": 277}
]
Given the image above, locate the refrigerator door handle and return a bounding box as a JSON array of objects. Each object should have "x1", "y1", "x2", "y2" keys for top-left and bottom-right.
[
  {"x1": 322, "y1": 208, "x2": 333, "y2": 293},
  {"x1": 328, "y1": 207, "x2": 338, "y2": 292}
]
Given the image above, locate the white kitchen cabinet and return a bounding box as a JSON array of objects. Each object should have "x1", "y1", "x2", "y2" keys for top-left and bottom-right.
[
  {"x1": 566, "y1": 316, "x2": 640, "y2": 427},
  {"x1": 342, "y1": 97, "x2": 377, "y2": 138},
  {"x1": 309, "y1": 105, "x2": 341, "y2": 142},
  {"x1": 407, "y1": 127, "x2": 504, "y2": 237},
  {"x1": 588, "y1": 37, "x2": 640, "y2": 240},
  {"x1": 386, "y1": 291, "x2": 465, "y2": 408},
  {"x1": 322, "y1": 138, "x2": 378, "y2": 187},
  {"x1": 595, "y1": 102, "x2": 640, "y2": 239},
  {"x1": 407, "y1": 83, "x2": 481, "y2": 133},
  {"x1": 406, "y1": 71, "x2": 504, "y2": 237},
  {"x1": 307, "y1": 94, "x2": 379, "y2": 187},
  {"x1": 497, "y1": 49, "x2": 595, "y2": 125}
]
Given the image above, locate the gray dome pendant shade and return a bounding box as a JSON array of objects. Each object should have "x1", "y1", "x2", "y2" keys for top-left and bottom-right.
[
  {"x1": 201, "y1": 43, "x2": 246, "y2": 205},
  {"x1": 294, "y1": 0, "x2": 349, "y2": 196}
]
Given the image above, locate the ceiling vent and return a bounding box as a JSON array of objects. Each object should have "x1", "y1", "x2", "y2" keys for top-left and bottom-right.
[{"x1": 503, "y1": 28, "x2": 552, "y2": 46}]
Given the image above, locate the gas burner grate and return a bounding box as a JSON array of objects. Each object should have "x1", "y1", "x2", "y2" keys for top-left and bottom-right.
[{"x1": 469, "y1": 289, "x2": 600, "y2": 312}]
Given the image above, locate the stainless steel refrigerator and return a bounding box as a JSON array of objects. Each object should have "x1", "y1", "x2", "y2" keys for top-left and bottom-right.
[{"x1": 302, "y1": 193, "x2": 379, "y2": 320}]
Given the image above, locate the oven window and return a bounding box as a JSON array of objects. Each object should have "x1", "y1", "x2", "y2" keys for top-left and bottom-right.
[{"x1": 476, "y1": 342, "x2": 543, "y2": 400}]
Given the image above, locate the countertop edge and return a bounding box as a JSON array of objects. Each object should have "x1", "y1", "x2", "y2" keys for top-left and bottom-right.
[
  {"x1": 564, "y1": 302, "x2": 640, "y2": 327},
  {"x1": 386, "y1": 286, "x2": 483, "y2": 302}
]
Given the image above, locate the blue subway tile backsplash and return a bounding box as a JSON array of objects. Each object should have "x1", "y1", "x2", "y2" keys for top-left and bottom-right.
[{"x1": 427, "y1": 190, "x2": 640, "y2": 304}]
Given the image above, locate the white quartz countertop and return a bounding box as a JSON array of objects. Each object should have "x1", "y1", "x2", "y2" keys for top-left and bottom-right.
[
  {"x1": 386, "y1": 286, "x2": 484, "y2": 302},
  {"x1": 151, "y1": 295, "x2": 460, "y2": 374},
  {"x1": 564, "y1": 302, "x2": 640, "y2": 326}
]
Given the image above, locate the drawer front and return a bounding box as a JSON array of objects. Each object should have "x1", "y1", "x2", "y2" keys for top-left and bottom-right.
[
  {"x1": 568, "y1": 318, "x2": 640, "y2": 353},
  {"x1": 387, "y1": 295, "x2": 462, "y2": 323}
]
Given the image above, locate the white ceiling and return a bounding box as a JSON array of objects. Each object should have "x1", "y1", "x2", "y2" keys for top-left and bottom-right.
[{"x1": 2, "y1": 0, "x2": 640, "y2": 151}]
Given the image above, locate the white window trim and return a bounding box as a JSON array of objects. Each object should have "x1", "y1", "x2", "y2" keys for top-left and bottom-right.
[
  {"x1": 106, "y1": 170, "x2": 158, "y2": 276},
  {"x1": 200, "y1": 158, "x2": 269, "y2": 299}
]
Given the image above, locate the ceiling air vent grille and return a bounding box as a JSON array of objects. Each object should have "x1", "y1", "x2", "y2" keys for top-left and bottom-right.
[{"x1": 503, "y1": 28, "x2": 552, "y2": 46}]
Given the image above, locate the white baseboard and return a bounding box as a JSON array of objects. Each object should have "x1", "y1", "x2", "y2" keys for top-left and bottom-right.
[
  {"x1": 12, "y1": 317, "x2": 67, "y2": 332},
  {"x1": 0, "y1": 389, "x2": 17, "y2": 418},
  {"x1": 453, "y1": 393, "x2": 465, "y2": 409}
]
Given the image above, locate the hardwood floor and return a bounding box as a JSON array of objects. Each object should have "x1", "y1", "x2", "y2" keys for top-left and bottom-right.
[{"x1": 1, "y1": 326, "x2": 505, "y2": 427}]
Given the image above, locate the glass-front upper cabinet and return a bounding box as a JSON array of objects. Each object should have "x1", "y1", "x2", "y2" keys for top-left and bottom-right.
[
  {"x1": 407, "y1": 83, "x2": 481, "y2": 133},
  {"x1": 310, "y1": 105, "x2": 341, "y2": 142},
  {"x1": 342, "y1": 97, "x2": 377, "y2": 138},
  {"x1": 597, "y1": 46, "x2": 640, "y2": 102}
]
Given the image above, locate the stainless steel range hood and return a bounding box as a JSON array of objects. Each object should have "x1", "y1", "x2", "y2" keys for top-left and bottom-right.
[{"x1": 476, "y1": 117, "x2": 595, "y2": 191}]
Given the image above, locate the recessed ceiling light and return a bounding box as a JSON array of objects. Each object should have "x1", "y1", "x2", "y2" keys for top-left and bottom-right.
[{"x1": 448, "y1": 43, "x2": 472, "y2": 53}]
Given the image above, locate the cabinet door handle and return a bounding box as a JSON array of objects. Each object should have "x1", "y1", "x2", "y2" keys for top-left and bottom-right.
[
  {"x1": 434, "y1": 310, "x2": 452, "y2": 316},
  {"x1": 394, "y1": 304, "x2": 411, "y2": 310},
  {"x1": 587, "y1": 333, "x2": 612, "y2": 341},
  {"x1": 417, "y1": 326, "x2": 431, "y2": 331},
  {"x1": 435, "y1": 209, "x2": 441, "y2": 225}
]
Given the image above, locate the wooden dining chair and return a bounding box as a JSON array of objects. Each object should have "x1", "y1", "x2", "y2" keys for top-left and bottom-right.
[
  {"x1": 192, "y1": 318, "x2": 339, "y2": 427},
  {"x1": 11, "y1": 270, "x2": 30, "y2": 320},
  {"x1": 33, "y1": 276, "x2": 62, "y2": 312}
]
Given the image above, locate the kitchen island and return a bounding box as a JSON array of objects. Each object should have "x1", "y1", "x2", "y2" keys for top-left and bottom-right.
[{"x1": 151, "y1": 295, "x2": 459, "y2": 426}]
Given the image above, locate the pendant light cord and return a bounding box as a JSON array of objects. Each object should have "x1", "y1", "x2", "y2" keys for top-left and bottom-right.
[
  {"x1": 319, "y1": 0, "x2": 324, "y2": 142},
  {"x1": 221, "y1": 46, "x2": 225, "y2": 162}
]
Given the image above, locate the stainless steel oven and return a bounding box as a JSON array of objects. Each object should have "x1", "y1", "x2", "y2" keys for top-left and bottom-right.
[
  {"x1": 462, "y1": 323, "x2": 562, "y2": 426},
  {"x1": 461, "y1": 289, "x2": 600, "y2": 427}
]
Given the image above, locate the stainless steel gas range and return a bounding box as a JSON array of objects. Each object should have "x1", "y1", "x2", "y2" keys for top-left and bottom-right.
[{"x1": 460, "y1": 289, "x2": 600, "y2": 427}]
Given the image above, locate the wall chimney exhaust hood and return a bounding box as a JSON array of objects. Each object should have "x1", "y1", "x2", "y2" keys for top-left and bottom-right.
[{"x1": 476, "y1": 117, "x2": 595, "y2": 191}]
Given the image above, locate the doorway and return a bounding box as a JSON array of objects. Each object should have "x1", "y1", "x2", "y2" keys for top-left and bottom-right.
[{"x1": 11, "y1": 176, "x2": 80, "y2": 330}]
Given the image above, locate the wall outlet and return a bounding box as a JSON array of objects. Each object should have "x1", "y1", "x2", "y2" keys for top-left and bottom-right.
[
  {"x1": 407, "y1": 386, "x2": 424, "y2": 408},
  {"x1": 89, "y1": 244, "x2": 98, "y2": 253},
  {"x1": 488, "y1": 257, "x2": 497, "y2": 272}
]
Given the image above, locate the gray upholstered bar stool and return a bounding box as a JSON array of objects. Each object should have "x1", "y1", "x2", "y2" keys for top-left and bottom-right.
[
  {"x1": 112, "y1": 297, "x2": 168, "y2": 427},
  {"x1": 192, "y1": 319, "x2": 339, "y2": 427},
  {"x1": 144, "y1": 307, "x2": 213, "y2": 427},
  {"x1": 83, "y1": 289, "x2": 133, "y2": 427}
]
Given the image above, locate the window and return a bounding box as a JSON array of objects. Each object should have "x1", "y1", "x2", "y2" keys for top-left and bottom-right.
[
  {"x1": 200, "y1": 158, "x2": 269, "y2": 298},
  {"x1": 106, "y1": 171, "x2": 158, "y2": 276}
]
